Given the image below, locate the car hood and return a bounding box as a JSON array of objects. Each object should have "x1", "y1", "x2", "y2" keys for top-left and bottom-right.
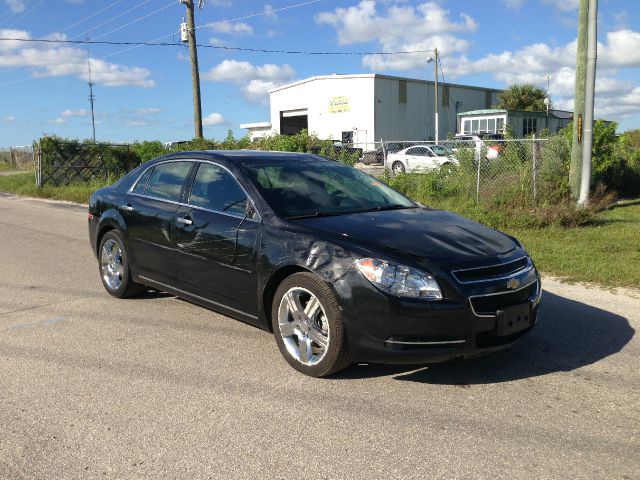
[{"x1": 296, "y1": 207, "x2": 517, "y2": 265}]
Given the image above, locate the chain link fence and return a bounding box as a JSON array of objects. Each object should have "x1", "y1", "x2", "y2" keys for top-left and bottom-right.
[
  {"x1": 0, "y1": 145, "x2": 34, "y2": 169},
  {"x1": 350, "y1": 137, "x2": 570, "y2": 207}
]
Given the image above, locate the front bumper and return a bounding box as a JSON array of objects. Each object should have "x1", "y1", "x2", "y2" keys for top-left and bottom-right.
[{"x1": 336, "y1": 265, "x2": 542, "y2": 365}]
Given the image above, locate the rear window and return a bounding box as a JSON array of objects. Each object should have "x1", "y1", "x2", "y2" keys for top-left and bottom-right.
[
  {"x1": 188, "y1": 163, "x2": 248, "y2": 216},
  {"x1": 144, "y1": 162, "x2": 192, "y2": 202}
]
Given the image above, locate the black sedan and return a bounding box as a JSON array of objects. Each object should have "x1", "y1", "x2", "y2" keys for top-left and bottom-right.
[{"x1": 88, "y1": 151, "x2": 541, "y2": 377}]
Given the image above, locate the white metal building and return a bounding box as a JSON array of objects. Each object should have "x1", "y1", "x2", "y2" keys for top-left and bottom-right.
[{"x1": 242, "y1": 74, "x2": 501, "y2": 149}]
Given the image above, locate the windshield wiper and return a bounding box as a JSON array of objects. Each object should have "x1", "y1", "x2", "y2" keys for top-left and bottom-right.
[
  {"x1": 350, "y1": 204, "x2": 417, "y2": 214},
  {"x1": 286, "y1": 211, "x2": 344, "y2": 220},
  {"x1": 286, "y1": 204, "x2": 416, "y2": 220}
]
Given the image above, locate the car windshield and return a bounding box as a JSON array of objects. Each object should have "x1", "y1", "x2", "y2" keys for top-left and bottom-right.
[
  {"x1": 431, "y1": 145, "x2": 453, "y2": 156},
  {"x1": 243, "y1": 159, "x2": 416, "y2": 219}
]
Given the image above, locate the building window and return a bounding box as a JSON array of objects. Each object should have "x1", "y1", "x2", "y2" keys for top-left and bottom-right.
[
  {"x1": 463, "y1": 119, "x2": 471, "y2": 134},
  {"x1": 497, "y1": 118, "x2": 505, "y2": 132},
  {"x1": 399, "y1": 80, "x2": 407, "y2": 103},
  {"x1": 523, "y1": 118, "x2": 537, "y2": 136}
]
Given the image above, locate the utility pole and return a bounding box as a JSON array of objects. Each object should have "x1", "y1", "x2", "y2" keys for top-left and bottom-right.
[
  {"x1": 427, "y1": 48, "x2": 439, "y2": 143},
  {"x1": 181, "y1": 0, "x2": 203, "y2": 139},
  {"x1": 579, "y1": 0, "x2": 598, "y2": 206},
  {"x1": 569, "y1": 0, "x2": 589, "y2": 200},
  {"x1": 87, "y1": 48, "x2": 96, "y2": 142}
]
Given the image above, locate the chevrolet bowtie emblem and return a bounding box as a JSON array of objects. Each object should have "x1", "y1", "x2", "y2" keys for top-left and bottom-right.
[{"x1": 507, "y1": 278, "x2": 520, "y2": 290}]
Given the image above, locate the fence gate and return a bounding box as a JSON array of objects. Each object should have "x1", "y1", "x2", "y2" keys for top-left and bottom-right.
[{"x1": 33, "y1": 140, "x2": 133, "y2": 188}]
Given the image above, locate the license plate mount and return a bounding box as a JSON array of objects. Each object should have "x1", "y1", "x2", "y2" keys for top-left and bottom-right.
[{"x1": 495, "y1": 303, "x2": 532, "y2": 336}]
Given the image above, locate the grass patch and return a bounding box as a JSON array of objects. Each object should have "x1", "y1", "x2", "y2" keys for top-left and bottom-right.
[
  {"x1": 507, "y1": 205, "x2": 640, "y2": 289},
  {"x1": 0, "y1": 161, "x2": 27, "y2": 172},
  {"x1": 0, "y1": 172, "x2": 108, "y2": 204}
]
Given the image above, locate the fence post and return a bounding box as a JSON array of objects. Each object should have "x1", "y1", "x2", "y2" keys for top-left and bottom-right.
[
  {"x1": 532, "y1": 134, "x2": 539, "y2": 202},
  {"x1": 380, "y1": 139, "x2": 387, "y2": 169},
  {"x1": 33, "y1": 142, "x2": 42, "y2": 188},
  {"x1": 476, "y1": 153, "x2": 481, "y2": 203}
]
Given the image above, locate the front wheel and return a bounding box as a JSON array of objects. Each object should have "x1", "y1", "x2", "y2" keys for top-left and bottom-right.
[
  {"x1": 98, "y1": 230, "x2": 145, "y2": 298},
  {"x1": 272, "y1": 273, "x2": 350, "y2": 377},
  {"x1": 392, "y1": 161, "x2": 406, "y2": 174}
]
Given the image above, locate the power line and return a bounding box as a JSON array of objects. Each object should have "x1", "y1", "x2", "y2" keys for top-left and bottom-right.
[
  {"x1": 71, "y1": 0, "x2": 156, "y2": 40},
  {"x1": 100, "y1": 0, "x2": 327, "y2": 60},
  {"x1": 60, "y1": 0, "x2": 127, "y2": 34},
  {"x1": 195, "y1": 0, "x2": 322, "y2": 31},
  {"x1": 0, "y1": 36, "x2": 440, "y2": 56},
  {"x1": 5, "y1": 0, "x2": 42, "y2": 29},
  {"x1": 91, "y1": 1, "x2": 175, "y2": 41}
]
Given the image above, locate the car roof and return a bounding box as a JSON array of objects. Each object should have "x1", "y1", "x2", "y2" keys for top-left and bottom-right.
[{"x1": 150, "y1": 150, "x2": 331, "y2": 168}]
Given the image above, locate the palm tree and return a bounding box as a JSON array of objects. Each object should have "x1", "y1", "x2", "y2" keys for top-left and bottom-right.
[{"x1": 496, "y1": 84, "x2": 548, "y2": 112}]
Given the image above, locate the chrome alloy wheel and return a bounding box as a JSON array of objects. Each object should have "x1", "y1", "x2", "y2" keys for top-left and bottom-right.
[
  {"x1": 100, "y1": 239, "x2": 124, "y2": 291},
  {"x1": 278, "y1": 287, "x2": 330, "y2": 366}
]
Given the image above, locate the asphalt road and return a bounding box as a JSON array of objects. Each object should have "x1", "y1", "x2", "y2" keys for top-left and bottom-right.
[{"x1": 0, "y1": 194, "x2": 638, "y2": 480}]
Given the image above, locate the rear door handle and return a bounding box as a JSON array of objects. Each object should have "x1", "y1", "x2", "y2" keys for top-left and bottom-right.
[
  {"x1": 121, "y1": 204, "x2": 135, "y2": 212},
  {"x1": 177, "y1": 216, "x2": 193, "y2": 226}
]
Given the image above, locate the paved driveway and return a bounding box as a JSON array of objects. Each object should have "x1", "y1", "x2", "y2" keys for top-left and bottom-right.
[{"x1": 0, "y1": 194, "x2": 637, "y2": 479}]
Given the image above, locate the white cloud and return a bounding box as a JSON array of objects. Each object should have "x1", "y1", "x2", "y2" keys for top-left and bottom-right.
[
  {"x1": 202, "y1": 59, "x2": 295, "y2": 103},
  {"x1": 263, "y1": 4, "x2": 277, "y2": 21},
  {"x1": 0, "y1": 29, "x2": 155, "y2": 87},
  {"x1": 61, "y1": 108, "x2": 88, "y2": 117},
  {"x1": 48, "y1": 118, "x2": 67, "y2": 125},
  {"x1": 209, "y1": 37, "x2": 227, "y2": 47},
  {"x1": 210, "y1": 21, "x2": 253, "y2": 36},
  {"x1": 3, "y1": 0, "x2": 24, "y2": 13},
  {"x1": 135, "y1": 107, "x2": 161, "y2": 115},
  {"x1": 541, "y1": 0, "x2": 578, "y2": 12},
  {"x1": 203, "y1": 112, "x2": 225, "y2": 126},
  {"x1": 126, "y1": 120, "x2": 148, "y2": 127},
  {"x1": 1, "y1": 115, "x2": 16, "y2": 122},
  {"x1": 502, "y1": 0, "x2": 524, "y2": 9},
  {"x1": 316, "y1": 1, "x2": 477, "y2": 71},
  {"x1": 441, "y1": 28, "x2": 640, "y2": 121}
]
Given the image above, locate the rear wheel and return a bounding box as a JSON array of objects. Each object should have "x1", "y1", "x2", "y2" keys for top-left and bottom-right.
[
  {"x1": 98, "y1": 230, "x2": 145, "y2": 298},
  {"x1": 272, "y1": 273, "x2": 350, "y2": 377},
  {"x1": 392, "y1": 161, "x2": 405, "y2": 175}
]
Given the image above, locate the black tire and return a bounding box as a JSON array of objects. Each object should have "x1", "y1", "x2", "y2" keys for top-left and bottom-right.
[
  {"x1": 392, "y1": 161, "x2": 405, "y2": 174},
  {"x1": 272, "y1": 272, "x2": 350, "y2": 377},
  {"x1": 98, "y1": 230, "x2": 145, "y2": 298}
]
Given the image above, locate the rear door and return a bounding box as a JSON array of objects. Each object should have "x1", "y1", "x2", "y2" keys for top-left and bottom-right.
[
  {"x1": 174, "y1": 162, "x2": 261, "y2": 315},
  {"x1": 122, "y1": 160, "x2": 193, "y2": 283}
]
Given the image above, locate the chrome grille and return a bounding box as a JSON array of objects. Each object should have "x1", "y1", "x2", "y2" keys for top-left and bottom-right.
[{"x1": 452, "y1": 257, "x2": 530, "y2": 284}]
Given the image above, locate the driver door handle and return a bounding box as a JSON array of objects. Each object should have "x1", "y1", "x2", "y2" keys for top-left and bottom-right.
[
  {"x1": 177, "y1": 216, "x2": 193, "y2": 226},
  {"x1": 121, "y1": 204, "x2": 135, "y2": 212}
]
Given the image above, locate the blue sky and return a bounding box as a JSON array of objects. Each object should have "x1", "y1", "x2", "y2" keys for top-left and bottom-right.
[{"x1": 0, "y1": 0, "x2": 638, "y2": 146}]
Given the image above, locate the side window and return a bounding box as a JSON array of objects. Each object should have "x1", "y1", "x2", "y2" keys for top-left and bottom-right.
[
  {"x1": 189, "y1": 163, "x2": 248, "y2": 216},
  {"x1": 405, "y1": 147, "x2": 417, "y2": 156},
  {"x1": 412, "y1": 147, "x2": 429, "y2": 156},
  {"x1": 145, "y1": 161, "x2": 192, "y2": 202},
  {"x1": 132, "y1": 166, "x2": 152, "y2": 194}
]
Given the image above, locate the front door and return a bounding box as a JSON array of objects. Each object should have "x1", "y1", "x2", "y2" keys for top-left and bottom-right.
[
  {"x1": 174, "y1": 162, "x2": 261, "y2": 315},
  {"x1": 122, "y1": 160, "x2": 193, "y2": 283}
]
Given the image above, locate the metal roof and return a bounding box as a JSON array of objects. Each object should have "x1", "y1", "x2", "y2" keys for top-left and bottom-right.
[{"x1": 456, "y1": 109, "x2": 508, "y2": 116}]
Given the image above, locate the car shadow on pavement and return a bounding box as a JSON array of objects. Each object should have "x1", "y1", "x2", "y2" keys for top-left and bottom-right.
[{"x1": 337, "y1": 290, "x2": 635, "y2": 384}]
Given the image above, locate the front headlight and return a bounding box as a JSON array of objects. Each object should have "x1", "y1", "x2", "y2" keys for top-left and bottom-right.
[{"x1": 355, "y1": 258, "x2": 443, "y2": 300}]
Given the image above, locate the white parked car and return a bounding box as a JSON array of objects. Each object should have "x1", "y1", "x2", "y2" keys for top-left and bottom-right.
[
  {"x1": 455, "y1": 134, "x2": 502, "y2": 160},
  {"x1": 387, "y1": 145, "x2": 457, "y2": 174}
]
